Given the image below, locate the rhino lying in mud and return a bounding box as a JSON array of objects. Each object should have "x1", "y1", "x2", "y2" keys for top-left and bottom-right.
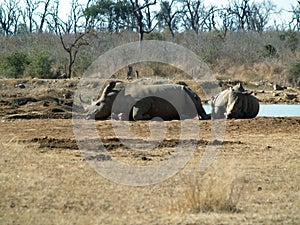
[
  {"x1": 211, "y1": 83, "x2": 259, "y2": 119},
  {"x1": 82, "y1": 80, "x2": 209, "y2": 121}
]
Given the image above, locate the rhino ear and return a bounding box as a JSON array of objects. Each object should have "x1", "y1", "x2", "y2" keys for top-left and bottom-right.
[
  {"x1": 103, "y1": 81, "x2": 117, "y2": 94},
  {"x1": 107, "y1": 81, "x2": 117, "y2": 90},
  {"x1": 232, "y1": 82, "x2": 245, "y2": 93}
]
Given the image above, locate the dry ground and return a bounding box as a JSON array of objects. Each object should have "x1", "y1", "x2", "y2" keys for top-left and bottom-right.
[
  {"x1": 0, "y1": 117, "x2": 299, "y2": 224},
  {"x1": 0, "y1": 78, "x2": 299, "y2": 224}
]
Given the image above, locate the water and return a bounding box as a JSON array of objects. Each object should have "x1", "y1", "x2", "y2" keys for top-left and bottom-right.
[{"x1": 203, "y1": 104, "x2": 300, "y2": 117}]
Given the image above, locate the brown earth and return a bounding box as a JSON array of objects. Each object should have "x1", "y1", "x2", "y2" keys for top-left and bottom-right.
[{"x1": 0, "y1": 78, "x2": 299, "y2": 224}]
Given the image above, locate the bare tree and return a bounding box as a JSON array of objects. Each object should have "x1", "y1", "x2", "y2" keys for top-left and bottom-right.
[
  {"x1": 247, "y1": 0, "x2": 275, "y2": 32},
  {"x1": 225, "y1": 0, "x2": 274, "y2": 32},
  {"x1": 49, "y1": 0, "x2": 91, "y2": 78},
  {"x1": 0, "y1": 0, "x2": 20, "y2": 35},
  {"x1": 226, "y1": 0, "x2": 250, "y2": 31},
  {"x1": 157, "y1": 0, "x2": 181, "y2": 38},
  {"x1": 129, "y1": 0, "x2": 158, "y2": 42},
  {"x1": 21, "y1": 0, "x2": 40, "y2": 33},
  {"x1": 180, "y1": 0, "x2": 216, "y2": 35},
  {"x1": 289, "y1": 1, "x2": 300, "y2": 31},
  {"x1": 37, "y1": 0, "x2": 52, "y2": 33}
]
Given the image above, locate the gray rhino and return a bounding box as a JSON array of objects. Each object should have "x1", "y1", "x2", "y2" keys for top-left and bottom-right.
[
  {"x1": 82, "y1": 80, "x2": 209, "y2": 121},
  {"x1": 211, "y1": 83, "x2": 259, "y2": 119}
]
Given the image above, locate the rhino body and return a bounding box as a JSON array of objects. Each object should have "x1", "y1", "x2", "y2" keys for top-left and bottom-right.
[
  {"x1": 84, "y1": 80, "x2": 209, "y2": 121},
  {"x1": 211, "y1": 83, "x2": 259, "y2": 119}
]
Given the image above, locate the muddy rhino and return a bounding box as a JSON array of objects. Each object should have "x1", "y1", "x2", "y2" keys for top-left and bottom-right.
[
  {"x1": 211, "y1": 83, "x2": 259, "y2": 119},
  {"x1": 82, "y1": 80, "x2": 209, "y2": 121}
]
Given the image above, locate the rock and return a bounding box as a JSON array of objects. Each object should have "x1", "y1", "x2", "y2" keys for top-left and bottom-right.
[
  {"x1": 257, "y1": 186, "x2": 262, "y2": 191},
  {"x1": 273, "y1": 92, "x2": 279, "y2": 97},
  {"x1": 63, "y1": 91, "x2": 72, "y2": 99},
  {"x1": 273, "y1": 84, "x2": 284, "y2": 91},
  {"x1": 284, "y1": 93, "x2": 297, "y2": 100},
  {"x1": 16, "y1": 83, "x2": 25, "y2": 89}
]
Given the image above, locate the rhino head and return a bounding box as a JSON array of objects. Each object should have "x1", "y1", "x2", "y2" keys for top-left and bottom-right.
[
  {"x1": 84, "y1": 81, "x2": 124, "y2": 120},
  {"x1": 226, "y1": 83, "x2": 253, "y2": 118}
]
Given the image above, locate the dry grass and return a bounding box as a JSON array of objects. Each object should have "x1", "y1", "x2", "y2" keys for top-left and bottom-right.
[
  {"x1": 174, "y1": 163, "x2": 246, "y2": 214},
  {"x1": 0, "y1": 118, "x2": 299, "y2": 225}
]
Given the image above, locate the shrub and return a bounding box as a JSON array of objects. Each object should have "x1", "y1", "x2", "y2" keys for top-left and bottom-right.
[
  {"x1": 0, "y1": 51, "x2": 29, "y2": 78},
  {"x1": 24, "y1": 49, "x2": 54, "y2": 78}
]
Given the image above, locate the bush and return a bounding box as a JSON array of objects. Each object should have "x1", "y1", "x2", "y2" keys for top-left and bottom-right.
[
  {"x1": 24, "y1": 49, "x2": 54, "y2": 78},
  {"x1": 0, "y1": 51, "x2": 29, "y2": 78}
]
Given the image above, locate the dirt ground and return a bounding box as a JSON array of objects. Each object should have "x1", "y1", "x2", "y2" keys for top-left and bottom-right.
[{"x1": 0, "y1": 78, "x2": 299, "y2": 224}]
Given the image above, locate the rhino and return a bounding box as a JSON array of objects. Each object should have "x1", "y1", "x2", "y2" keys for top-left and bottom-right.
[
  {"x1": 82, "y1": 80, "x2": 209, "y2": 121},
  {"x1": 211, "y1": 83, "x2": 259, "y2": 119}
]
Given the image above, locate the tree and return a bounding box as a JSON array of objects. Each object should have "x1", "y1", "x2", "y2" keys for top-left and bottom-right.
[
  {"x1": 129, "y1": 0, "x2": 158, "y2": 42},
  {"x1": 225, "y1": 0, "x2": 274, "y2": 32},
  {"x1": 225, "y1": 0, "x2": 252, "y2": 31},
  {"x1": 0, "y1": 0, "x2": 20, "y2": 35},
  {"x1": 21, "y1": 0, "x2": 39, "y2": 33},
  {"x1": 49, "y1": 0, "x2": 91, "y2": 78},
  {"x1": 84, "y1": 0, "x2": 132, "y2": 32},
  {"x1": 157, "y1": 0, "x2": 181, "y2": 38},
  {"x1": 289, "y1": 1, "x2": 300, "y2": 31},
  {"x1": 247, "y1": 0, "x2": 274, "y2": 32},
  {"x1": 180, "y1": 0, "x2": 216, "y2": 35},
  {"x1": 37, "y1": 0, "x2": 52, "y2": 33}
]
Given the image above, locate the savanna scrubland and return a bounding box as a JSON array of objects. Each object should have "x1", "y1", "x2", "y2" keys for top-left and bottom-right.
[
  {"x1": 0, "y1": 0, "x2": 300, "y2": 224},
  {"x1": 1, "y1": 30, "x2": 300, "y2": 87}
]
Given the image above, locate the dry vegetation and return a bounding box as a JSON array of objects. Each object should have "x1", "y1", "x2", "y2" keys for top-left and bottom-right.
[
  {"x1": 0, "y1": 116, "x2": 299, "y2": 224},
  {"x1": 1, "y1": 31, "x2": 300, "y2": 87}
]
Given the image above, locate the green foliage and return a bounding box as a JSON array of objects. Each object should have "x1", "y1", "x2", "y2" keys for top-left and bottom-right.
[
  {"x1": 0, "y1": 51, "x2": 29, "y2": 78},
  {"x1": 24, "y1": 49, "x2": 54, "y2": 78}
]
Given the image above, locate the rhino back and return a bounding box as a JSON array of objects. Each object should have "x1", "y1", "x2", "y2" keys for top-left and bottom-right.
[{"x1": 113, "y1": 84, "x2": 198, "y2": 120}]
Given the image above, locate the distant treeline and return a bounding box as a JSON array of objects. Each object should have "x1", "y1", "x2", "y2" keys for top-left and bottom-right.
[{"x1": 1, "y1": 0, "x2": 300, "y2": 36}]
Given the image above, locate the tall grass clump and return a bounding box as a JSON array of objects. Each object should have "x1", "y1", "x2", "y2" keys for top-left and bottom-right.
[{"x1": 177, "y1": 165, "x2": 246, "y2": 213}]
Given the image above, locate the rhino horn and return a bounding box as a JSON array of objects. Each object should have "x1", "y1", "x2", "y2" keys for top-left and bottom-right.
[{"x1": 79, "y1": 94, "x2": 90, "y2": 111}]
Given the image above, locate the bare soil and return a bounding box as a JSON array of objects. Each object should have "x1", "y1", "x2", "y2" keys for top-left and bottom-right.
[{"x1": 0, "y1": 78, "x2": 299, "y2": 224}]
